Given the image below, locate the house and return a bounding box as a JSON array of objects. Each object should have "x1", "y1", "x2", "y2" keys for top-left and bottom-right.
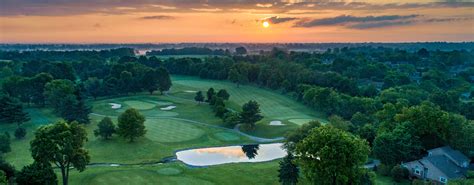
[{"x1": 402, "y1": 146, "x2": 470, "y2": 184}]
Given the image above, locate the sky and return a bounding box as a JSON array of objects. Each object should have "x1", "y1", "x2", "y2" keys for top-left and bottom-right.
[{"x1": 0, "y1": 0, "x2": 473, "y2": 43}]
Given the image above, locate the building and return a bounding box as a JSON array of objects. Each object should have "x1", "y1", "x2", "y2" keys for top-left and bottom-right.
[{"x1": 402, "y1": 146, "x2": 470, "y2": 184}]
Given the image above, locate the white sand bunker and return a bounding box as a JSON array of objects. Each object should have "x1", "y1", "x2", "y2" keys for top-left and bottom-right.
[
  {"x1": 109, "y1": 103, "x2": 122, "y2": 109},
  {"x1": 160, "y1": 105, "x2": 177, "y2": 111},
  {"x1": 269, "y1": 120, "x2": 284, "y2": 126},
  {"x1": 184, "y1": 90, "x2": 198, "y2": 93}
]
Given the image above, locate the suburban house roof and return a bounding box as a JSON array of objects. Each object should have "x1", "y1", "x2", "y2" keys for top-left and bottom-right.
[
  {"x1": 420, "y1": 155, "x2": 467, "y2": 179},
  {"x1": 428, "y1": 146, "x2": 470, "y2": 166}
]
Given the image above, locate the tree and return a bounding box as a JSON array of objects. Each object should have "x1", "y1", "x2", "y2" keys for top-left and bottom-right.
[
  {"x1": 44, "y1": 79, "x2": 77, "y2": 114},
  {"x1": 157, "y1": 67, "x2": 172, "y2": 94},
  {"x1": 0, "y1": 133, "x2": 11, "y2": 154},
  {"x1": 215, "y1": 105, "x2": 227, "y2": 118},
  {"x1": 0, "y1": 157, "x2": 15, "y2": 182},
  {"x1": 194, "y1": 91, "x2": 205, "y2": 103},
  {"x1": 295, "y1": 125, "x2": 370, "y2": 185},
  {"x1": 117, "y1": 108, "x2": 146, "y2": 142},
  {"x1": 16, "y1": 162, "x2": 58, "y2": 185},
  {"x1": 119, "y1": 71, "x2": 133, "y2": 94},
  {"x1": 206, "y1": 88, "x2": 216, "y2": 103},
  {"x1": 142, "y1": 69, "x2": 159, "y2": 94},
  {"x1": 239, "y1": 100, "x2": 263, "y2": 130},
  {"x1": 30, "y1": 121, "x2": 90, "y2": 185},
  {"x1": 84, "y1": 77, "x2": 103, "y2": 99},
  {"x1": 229, "y1": 68, "x2": 243, "y2": 87},
  {"x1": 357, "y1": 124, "x2": 376, "y2": 146},
  {"x1": 94, "y1": 117, "x2": 116, "y2": 140},
  {"x1": 373, "y1": 123, "x2": 423, "y2": 166},
  {"x1": 14, "y1": 127, "x2": 27, "y2": 139},
  {"x1": 61, "y1": 90, "x2": 91, "y2": 124},
  {"x1": 0, "y1": 171, "x2": 5, "y2": 184},
  {"x1": 278, "y1": 153, "x2": 299, "y2": 185},
  {"x1": 223, "y1": 112, "x2": 240, "y2": 127},
  {"x1": 217, "y1": 89, "x2": 230, "y2": 100},
  {"x1": 235, "y1": 46, "x2": 247, "y2": 55},
  {"x1": 0, "y1": 95, "x2": 30, "y2": 125},
  {"x1": 284, "y1": 120, "x2": 321, "y2": 152},
  {"x1": 394, "y1": 102, "x2": 451, "y2": 149}
]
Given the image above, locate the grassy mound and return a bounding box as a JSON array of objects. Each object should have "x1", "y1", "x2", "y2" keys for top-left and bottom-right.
[{"x1": 145, "y1": 119, "x2": 205, "y2": 142}]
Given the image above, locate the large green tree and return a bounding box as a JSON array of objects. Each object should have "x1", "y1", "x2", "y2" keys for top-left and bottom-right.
[
  {"x1": 30, "y1": 121, "x2": 90, "y2": 185},
  {"x1": 0, "y1": 133, "x2": 11, "y2": 154},
  {"x1": 117, "y1": 108, "x2": 146, "y2": 142},
  {"x1": 278, "y1": 153, "x2": 299, "y2": 185},
  {"x1": 44, "y1": 79, "x2": 77, "y2": 114},
  {"x1": 157, "y1": 67, "x2": 172, "y2": 94},
  {"x1": 295, "y1": 125, "x2": 370, "y2": 185},
  {"x1": 194, "y1": 91, "x2": 205, "y2": 103},
  {"x1": 373, "y1": 123, "x2": 423, "y2": 166},
  {"x1": 94, "y1": 117, "x2": 116, "y2": 140},
  {"x1": 0, "y1": 95, "x2": 30, "y2": 125},
  {"x1": 239, "y1": 100, "x2": 263, "y2": 130}
]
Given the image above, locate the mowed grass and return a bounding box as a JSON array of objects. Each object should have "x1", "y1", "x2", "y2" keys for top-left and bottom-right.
[
  {"x1": 145, "y1": 118, "x2": 205, "y2": 142},
  {"x1": 0, "y1": 108, "x2": 60, "y2": 167},
  {"x1": 65, "y1": 161, "x2": 281, "y2": 185},
  {"x1": 169, "y1": 75, "x2": 326, "y2": 137}
]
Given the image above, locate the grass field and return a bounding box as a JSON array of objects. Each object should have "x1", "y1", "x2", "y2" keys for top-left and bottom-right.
[{"x1": 64, "y1": 161, "x2": 281, "y2": 185}]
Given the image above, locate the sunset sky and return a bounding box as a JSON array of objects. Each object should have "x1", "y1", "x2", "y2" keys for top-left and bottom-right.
[{"x1": 0, "y1": 0, "x2": 473, "y2": 43}]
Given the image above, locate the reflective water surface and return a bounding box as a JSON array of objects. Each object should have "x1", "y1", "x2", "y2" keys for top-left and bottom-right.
[{"x1": 176, "y1": 143, "x2": 286, "y2": 166}]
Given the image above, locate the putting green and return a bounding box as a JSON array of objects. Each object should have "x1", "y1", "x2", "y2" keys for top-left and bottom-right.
[
  {"x1": 145, "y1": 119, "x2": 205, "y2": 142},
  {"x1": 124, "y1": 100, "x2": 156, "y2": 110},
  {"x1": 141, "y1": 109, "x2": 179, "y2": 117},
  {"x1": 288, "y1": 118, "x2": 314, "y2": 125},
  {"x1": 213, "y1": 132, "x2": 240, "y2": 141},
  {"x1": 157, "y1": 168, "x2": 182, "y2": 175},
  {"x1": 144, "y1": 100, "x2": 174, "y2": 106}
]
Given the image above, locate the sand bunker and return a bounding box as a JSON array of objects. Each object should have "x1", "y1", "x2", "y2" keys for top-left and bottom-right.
[
  {"x1": 269, "y1": 120, "x2": 284, "y2": 126},
  {"x1": 160, "y1": 105, "x2": 177, "y2": 110},
  {"x1": 184, "y1": 90, "x2": 198, "y2": 93},
  {"x1": 109, "y1": 103, "x2": 122, "y2": 109}
]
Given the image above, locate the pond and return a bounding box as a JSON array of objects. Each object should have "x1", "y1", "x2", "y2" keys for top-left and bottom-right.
[{"x1": 176, "y1": 143, "x2": 286, "y2": 166}]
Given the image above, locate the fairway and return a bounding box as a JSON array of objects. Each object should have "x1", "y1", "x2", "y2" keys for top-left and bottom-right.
[
  {"x1": 145, "y1": 119, "x2": 205, "y2": 142},
  {"x1": 170, "y1": 75, "x2": 325, "y2": 121}
]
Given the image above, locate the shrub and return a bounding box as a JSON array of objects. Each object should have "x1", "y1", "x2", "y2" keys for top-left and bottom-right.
[
  {"x1": 391, "y1": 165, "x2": 408, "y2": 182},
  {"x1": 14, "y1": 127, "x2": 27, "y2": 139},
  {"x1": 467, "y1": 170, "x2": 474, "y2": 179},
  {"x1": 378, "y1": 164, "x2": 392, "y2": 176}
]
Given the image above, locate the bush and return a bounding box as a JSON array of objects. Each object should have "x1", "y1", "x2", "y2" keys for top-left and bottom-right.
[
  {"x1": 14, "y1": 127, "x2": 27, "y2": 139},
  {"x1": 378, "y1": 164, "x2": 392, "y2": 176},
  {"x1": 391, "y1": 165, "x2": 408, "y2": 182},
  {"x1": 467, "y1": 170, "x2": 474, "y2": 179}
]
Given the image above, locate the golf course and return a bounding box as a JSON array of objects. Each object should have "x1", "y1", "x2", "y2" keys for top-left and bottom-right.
[{"x1": 0, "y1": 75, "x2": 326, "y2": 184}]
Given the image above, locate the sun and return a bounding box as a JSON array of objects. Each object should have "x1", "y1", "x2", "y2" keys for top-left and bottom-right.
[{"x1": 262, "y1": 21, "x2": 270, "y2": 28}]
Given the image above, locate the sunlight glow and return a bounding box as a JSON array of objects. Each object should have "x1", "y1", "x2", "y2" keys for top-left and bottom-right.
[{"x1": 263, "y1": 21, "x2": 270, "y2": 28}]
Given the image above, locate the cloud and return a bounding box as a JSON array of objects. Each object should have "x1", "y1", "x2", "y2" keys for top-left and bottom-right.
[
  {"x1": 263, "y1": 16, "x2": 298, "y2": 24},
  {"x1": 140, "y1": 15, "x2": 175, "y2": 20},
  {"x1": 348, "y1": 20, "x2": 415, "y2": 29},
  {"x1": 294, "y1": 14, "x2": 419, "y2": 27},
  {"x1": 1, "y1": 0, "x2": 473, "y2": 16}
]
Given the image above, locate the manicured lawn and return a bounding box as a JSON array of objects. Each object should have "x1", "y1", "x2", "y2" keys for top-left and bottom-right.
[
  {"x1": 65, "y1": 161, "x2": 281, "y2": 185},
  {"x1": 374, "y1": 174, "x2": 410, "y2": 185}
]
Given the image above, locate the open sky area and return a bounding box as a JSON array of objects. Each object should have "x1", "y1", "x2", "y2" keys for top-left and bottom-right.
[{"x1": 0, "y1": 0, "x2": 473, "y2": 43}]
